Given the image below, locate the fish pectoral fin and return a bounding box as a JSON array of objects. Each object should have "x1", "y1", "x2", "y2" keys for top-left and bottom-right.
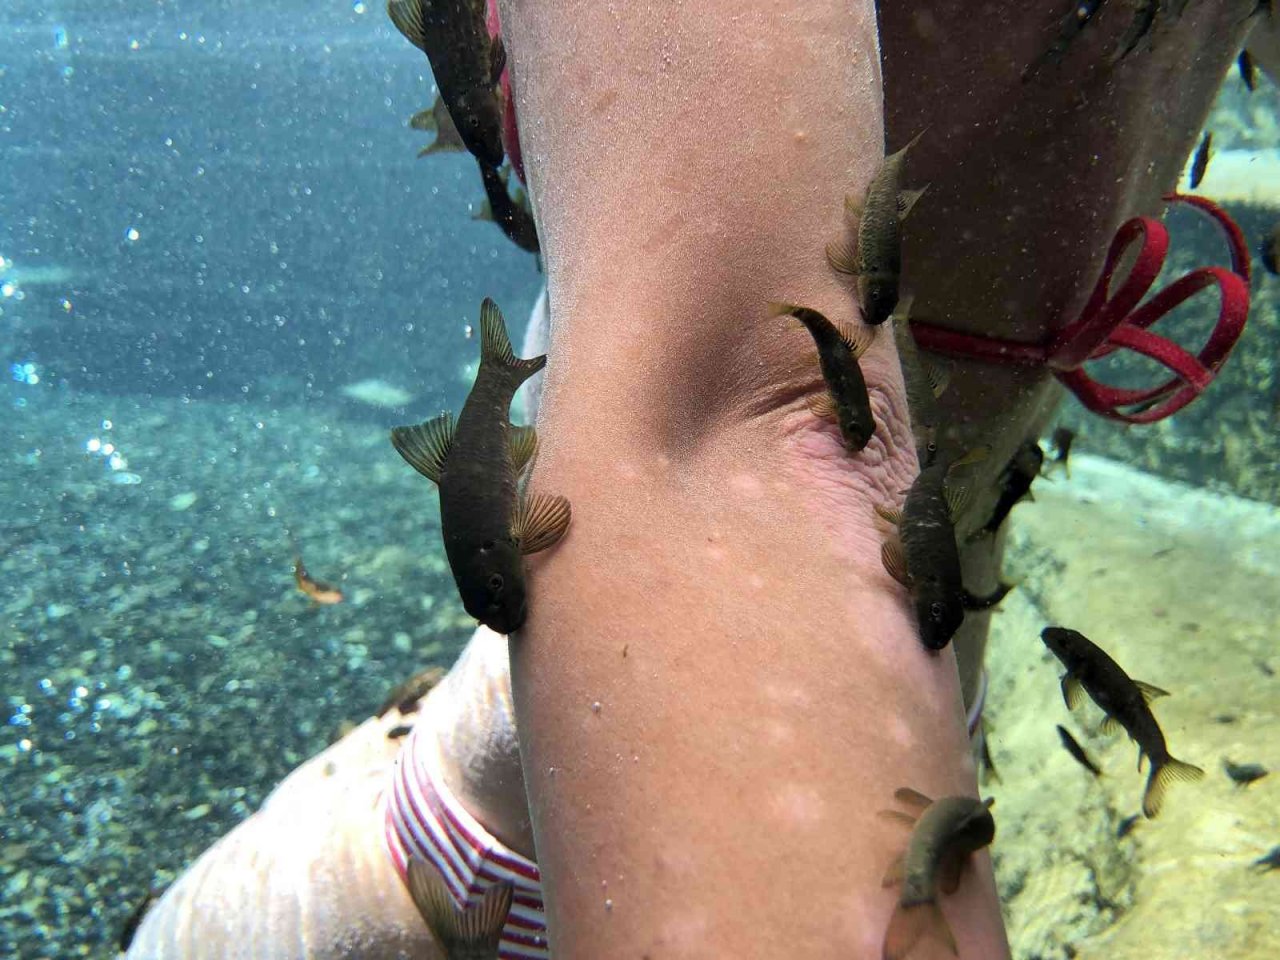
[
  {"x1": 880, "y1": 537, "x2": 910, "y2": 587},
  {"x1": 1061, "y1": 674, "x2": 1084, "y2": 711},
  {"x1": 1134, "y1": 680, "x2": 1171, "y2": 703},
  {"x1": 835, "y1": 319, "x2": 874, "y2": 358},
  {"x1": 943, "y1": 481, "x2": 971, "y2": 522},
  {"x1": 877, "y1": 809, "x2": 919, "y2": 828},
  {"x1": 514, "y1": 493, "x2": 572, "y2": 554},
  {"x1": 897, "y1": 185, "x2": 929, "y2": 220},
  {"x1": 509, "y1": 425, "x2": 539, "y2": 475},
  {"x1": 825, "y1": 239, "x2": 858, "y2": 275},
  {"x1": 387, "y1": 0, "x2": 428, "y2": 53},
  {"x1": 894, "y1": 786, "x2": 934, "y2": 809},
  {"x1": 842, "y1": 190, "x2": 865, "y2": 222},
  {"x1": 390, "y1": 413, "x2": 456, "y2": 484},
  {"x1": 881, "y1": 850, "x2": 907, "y2": 888},
  {"x1": 937, "y1": 849, "x2": 966, "y2": 896},
  {"x1": 924, "y1": 357, "x2": 951, "y2": 398},
  {"x1": 874, "y1": 503, "x2": 903, "y2": 526},
  {"x1": 1100, "y1": 713, "x2": 1123, "y2": 736},
  {"x1": 807, "y1": 392, "x2": 839, "y2": 421}
]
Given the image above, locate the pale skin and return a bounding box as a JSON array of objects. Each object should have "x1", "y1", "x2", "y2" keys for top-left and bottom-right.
[{"x1": 126, "y1": 2, "x2": 1261, "y2": 958}]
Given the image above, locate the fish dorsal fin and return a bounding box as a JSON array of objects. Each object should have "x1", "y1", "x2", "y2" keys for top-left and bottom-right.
[
  {"x1": 897, "y1": 185, "x2": 929, "y2": 221},
  {"x1": 1061, "y1": 674, "x2": 1083, "y2": 711},
  {"x1": 924, "y1": 357, "x2": 951, "y2": 398},
  {"x1": 407, "y1": 857, "x2": 513, "y2": 952},
  {"x1": 836, "y1": 320, "x2": 873, "y2": 358},
  {"x1": 488, "y1": 35, "x2": 507, "y2": 85},
  {"x1": 480, "y1": 298, "x2": 547, "y2": 379},
  {"x1": 1134, "y1": 680, "x2": 1170, "y2": 703},
  {"x1": 874, "y1": 503, "x2": 903, "y2": 527},
  {"x1": 894, "y1": 786, "x2": 934, "y2": 809},
  {"x1": 387, "y1": 0, "x2": 428, "y2": 53},
  {"x1": 390, "y1": 413, "x2": 455, "y2": 484},
  {"x1": 877, "y1": 809, "x2": 918, "y2": 828},
  {"x1": 826, "y1": 239, "x2": 858, "y2": 275},
  {"x1": 513, "y1": 493, "x2": 571, "y2": 555},
  {"x1": 509, "y1": 425, "x2": 538, "y2": 476},
  {"x1": 880, "y1": 536, "x2": 910, "y2": 587},
  {"x1": 807, "y1": 392, "x2": 838, "y2": 421}
]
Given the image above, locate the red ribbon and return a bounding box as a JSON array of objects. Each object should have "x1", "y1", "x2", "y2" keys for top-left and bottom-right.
[{"x1": 909, "y1": 193, "x2": 1252, "y2": 424}]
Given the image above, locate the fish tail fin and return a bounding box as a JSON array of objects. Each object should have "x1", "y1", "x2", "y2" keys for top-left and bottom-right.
[
  {"x1": 479, "y1": 298, "x2": 545, "y2": 384},
  {"x1": 407, "y1": 857, "x2": 513, "y2": 952},
  {"x1": 1143, "y1": 756, "x2": 1205, "y2": 818},
  {"x1": 883, "y1": 899, "x2": 956, "y2": 960}
]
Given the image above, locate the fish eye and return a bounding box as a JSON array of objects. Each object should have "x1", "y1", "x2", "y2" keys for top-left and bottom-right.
[
  {"x1": 487, "y1": 573, "x2": 504, "y2": 594},
  {"x1": 930, "y1": 601, "x2": 945, "y2": 621}
]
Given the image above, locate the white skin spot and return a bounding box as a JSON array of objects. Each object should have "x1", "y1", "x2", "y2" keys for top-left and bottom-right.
[
  {"x1": 770, "y1": 782, "x2": 827, "y2": 829},
  {"x1": 727, "y1": 472, "x2": 766, "y2": 497}
]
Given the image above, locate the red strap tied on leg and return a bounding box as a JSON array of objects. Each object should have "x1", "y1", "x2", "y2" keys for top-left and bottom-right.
[{"x1": 909, "y1": 194, "x2": 1252, "y2": 424}]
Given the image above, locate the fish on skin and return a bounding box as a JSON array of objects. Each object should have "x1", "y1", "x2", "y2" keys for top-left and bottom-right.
[
  {"x1": 406, "y1": 856, "x2": 512, "y2": 959},
  {"x1": 876, "y1": 449, "x2": 1007, "y2": 651},
  {"x1": 1040, "y1": 626, "x2": 1203, "y2": 818},
  {"x1": 767, "y1": 302, "x2": 877, "y2": 452},
  {"x1": 387, "y1": 0, "x2": 507, "y2": 168},
  {"x1": 877, "y1": 788, "x2": 996, "y2": 960},
  {"x1": 475, "y1": 162, "x2": 540, "y2": 253},
  {"x1": 392, "y1": 298, "x2": 570, "y2": 635},
  {"x1": 827, "y1": 132, "x2": 927, "y2": 326}
]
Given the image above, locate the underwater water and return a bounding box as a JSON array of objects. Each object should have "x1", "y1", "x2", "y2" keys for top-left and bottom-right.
[{"x1": 1, "y1": 2, "x2": 1277, "y2": 959}]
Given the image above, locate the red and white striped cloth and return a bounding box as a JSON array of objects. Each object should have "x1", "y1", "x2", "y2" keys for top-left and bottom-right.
[{"x1": 384, "y1": 722, "x2": 548, "y2": 960}]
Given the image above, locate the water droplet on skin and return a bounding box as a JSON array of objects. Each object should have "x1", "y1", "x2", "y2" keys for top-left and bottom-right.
[
  {"x1": 604, "y1": 898, "x2": 613, "y2": 911},
  {"x1": 591, "y1": 701, "x2": 602, "y2": 714}
]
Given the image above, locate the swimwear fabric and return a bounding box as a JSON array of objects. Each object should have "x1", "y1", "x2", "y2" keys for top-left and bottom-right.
[{"x1": 385, "y1": 721, "x2": 548, "y2": 959}]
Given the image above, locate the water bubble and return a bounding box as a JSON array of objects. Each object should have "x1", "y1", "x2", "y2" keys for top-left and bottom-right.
[
  {"x1": 125, "y1": 227, "x2": 140, "y2": 242},
  {"x1": 352, "y1": 0, "x2": 367, "y2": 11},
  {"x1": 85, "y1": 438, "x2": 101, "y2": 453},
  {"x1": 53, "y1": 26, "x2": 68, "y2": 50}
]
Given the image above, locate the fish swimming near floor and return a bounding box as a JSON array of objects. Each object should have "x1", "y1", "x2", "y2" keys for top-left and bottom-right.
[
  {"x1": 476, "y1": 162, "x2": 540, "y2": 254},
  {"x1": 377, "y1": 666, "x2": 448, "y2": 718},
  {"x1": 876, "y1": 449, "x2": 1007, "y2": 651},
  {"x1": 767, "y1": 302, "x2": 876, "y2": 452},
  {"x1": 1057, "y1": 724, "x2": 1103, "y2": 777},
  {"x1": 1238, "y1": 49, "x2": 1257, "y2": 91},
  {"x1": 387, "y1": 0, "x2": 507, "y2": 168},
  {"x1": 1040, "y1": 626, "x2": 1203, "y2": 818},
  {"x1": 1255, "y1": 846, "x2": 1280, "y2": 872},
  {"x1": 1021, "y1": 0, "x2": 1109, "y2": 81},
  {"x1": 294, "y1": 556, "x2": 344, "y2": 605},
  {"x1": 1189, "y1": 131, "x2": 1213, "y2": 189},
  {"x1": 407, "y1": 856, "x2": 513, "y2": 959},
  {"x1": 877, "y1": 788, "x2": 996, "y2": 960},
  {"x1": 971, "y1": 439, "x2": 1043, "y2": 540},
  {"x1": 826, "y1": 132, "x2": 927, "y2": 326},
  {"x1": 1261, "y1": 225, "x2": 1280, "y2": 276},
  {"x1": 1223, "y1": 758, "x2": 1269, "y2": 787},
  {"x1": 392, "y1": 298, "x2": 570, "y2": 635}
]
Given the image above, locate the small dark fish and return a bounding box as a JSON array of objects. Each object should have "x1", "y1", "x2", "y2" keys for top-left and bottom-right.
[
  {"x1": 1255, "y1": 846, "x2": 1280, "y2": 872},
  {"x1": 1057, "y1": 724, "x2": 1103, "y2": 777},
  {"x1": 767, "y1": 302, "x2": 876, "y2": 452},
  {"x1": 392, "y1": 299, "x2": 571, "y2": 635},
  {"x1": 877, "y1": 788, "x2": 996, "y2": 960},
  {"x1": 294, "y1": 556, "x2": 344, "y2": 605},
  {"x1": 387, "y1": 0, "x2": 507, "y2": 168},
  {"x1": 877, "y1": 449, "x2": 988, "y2": 651},
  {"x1": 1239, "y1": 49, "x2": 1257, "y2": 91},
  {"x1": 476, "y1": 161, "x2": 540, "y2": 254},
  {"x1": 1261, "y1": 225, "x2": 1280, "y2": 276},
  {"x1": 119, "y1": 886, "x2": 165, "y2": 952},
  {"x1": 889, "y1": 298, "x2": 948, "y2": 465},
  {"x1": 1047, "y1": 426, "x2": 1075, "y2": 477},
  {"x1": 973, "y1": 440, "x2": 1043, "y2": 538},
  {"x1": 387, "y1": 723, "x2": 414, "y2": 740},
  {"x1": 1223, "y1": 758, "x2": 1269, "y2": 787},
  {"x1": 977, "y1": 718, "x2": 1001, "y2": 785},
  {"x1": 827, "y1": 132, "x2": 927, "y2": 326},
  {"x1": 1041, "y1": 627, "x2": 1204, "y2": 818},
  {"x1": 1116, "y1": 813, "x2": 1141, "y2": 838},
  {"x1": 1022, "y1": 0, "x2": 1110, "y2": 81},
  {"x1": 377, "y1": 666, "x2": 448, "y2": 718},
  {"x1": 1190, "y1": 131, "x2": 1213, "y2": 189},
  {"x1": 407, "y1": 856, "x2": 513, "y2": 959},
  {"x1": 1112, "y1": 0, "x2": 1159, "y2": 62}
]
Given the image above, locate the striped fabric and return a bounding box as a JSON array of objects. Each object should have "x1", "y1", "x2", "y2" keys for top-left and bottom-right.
[{"x1": 384, "y1": 722, "x2": 548, "y2": 959}]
